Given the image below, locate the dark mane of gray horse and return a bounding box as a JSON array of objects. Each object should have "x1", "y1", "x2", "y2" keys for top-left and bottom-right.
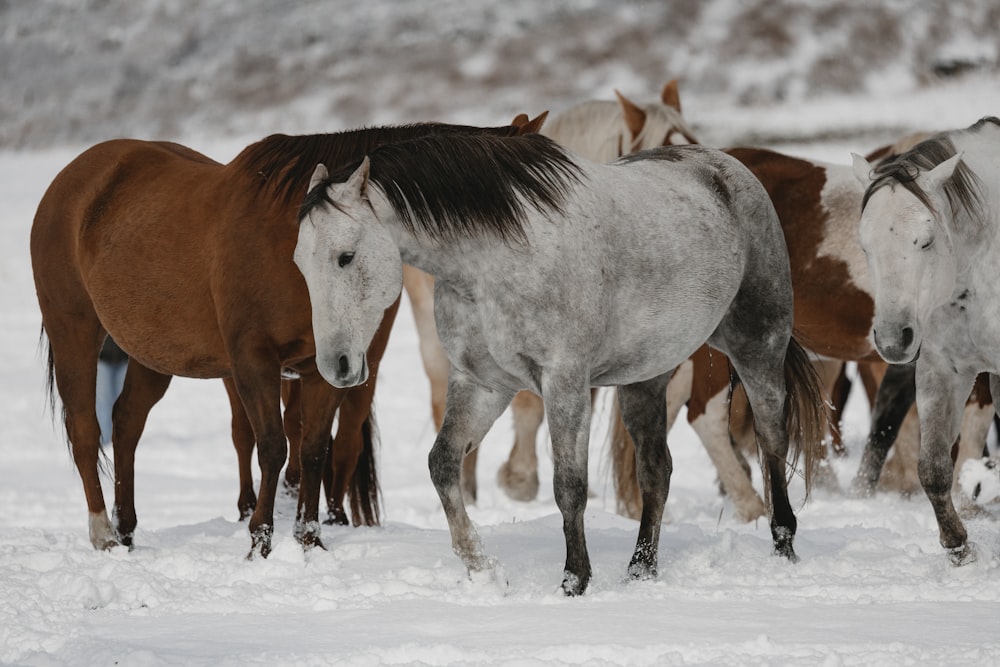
[
  {"x1": 301, "y1": 133, "x2": 584, "y2": 244},
  {"x1": 862, "y1": 117, "x2": 997, "y2": 228},
  {"x1": 232, "y1": 122, "x2": 521, "y2": 207}
]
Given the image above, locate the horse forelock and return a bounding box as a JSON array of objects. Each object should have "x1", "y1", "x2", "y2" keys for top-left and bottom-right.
[
  {"x1": 233, "y1": 123, "x2": 522, "y2": 209},
  {"x1": 316, "y1": 133, "x2": 584, "y2": 244},
  {"x1": 862, "y1": 133, "x2": 986, "y2": 230}
]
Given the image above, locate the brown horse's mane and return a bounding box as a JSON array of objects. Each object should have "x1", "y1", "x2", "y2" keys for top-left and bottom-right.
[{"x1": 229, "y1": 122, "x2": 522, "y2": 208}]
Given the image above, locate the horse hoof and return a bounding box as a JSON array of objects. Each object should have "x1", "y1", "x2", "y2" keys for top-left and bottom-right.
[
  {"x1": 626, "y1": 561, "x2": 657, "y2": 581},
  {"x1": 496, "y1": 462, "x2": 539, "y2": 502},
  {"x1": 323, "y1": 509, "x2": 350, "y2": 526},
  {"x1": 772, "y1": 527, "x2": 799, "y2": 563},
  {"x1": 560, "y1": 571, "x2": 590, "y2": 597},
  {"x1": 735, "y1": 498, "x2": 768, "y2": 523},
  {"x1": 948, "y1": 542, "x2": 977, "y2": 566},
  {"x1": 248, "y1": 526, "x2": 273, "y2": 559}
]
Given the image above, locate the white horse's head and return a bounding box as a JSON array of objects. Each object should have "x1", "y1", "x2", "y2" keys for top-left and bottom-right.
[
  {"x1": 852, "y1": 151, "x2": 964, "y2": 364},
  {"x1": 294, "y1": 160, "x2": 402, "y2": 388}
]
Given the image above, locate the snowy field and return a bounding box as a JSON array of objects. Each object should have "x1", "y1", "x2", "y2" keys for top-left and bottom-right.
[{"x1": 6, "y1": 2, "x2": 1000, "y2": 665}]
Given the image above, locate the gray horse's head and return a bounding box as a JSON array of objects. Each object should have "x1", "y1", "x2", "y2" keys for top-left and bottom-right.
[
  {"x1": 852, "y1": 151, "x2": 964, "y2": 364},
  {"x1": 294, "y1": 160, "x2": 402, "y2": 387}
]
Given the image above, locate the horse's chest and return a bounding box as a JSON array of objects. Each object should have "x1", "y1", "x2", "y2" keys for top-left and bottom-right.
[{"x1": 930, "y1": 290, "x2": 1000, "y2": 368}]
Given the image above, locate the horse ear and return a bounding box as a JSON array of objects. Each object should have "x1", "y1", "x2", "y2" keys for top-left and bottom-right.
[
  {"x1": 515, "y1": 110, "x2": 548, "y2": 135},
  {"x1": 851, "y1": 153, "x2": 875, "y2": 186},
  {"x1": 615, "y1": 90, "x2": 646, "y2": 141},
  {"x1": 919, "y1": 152, "x2": 963, "y2": 192},
  {"x1": 308, "y1": 164, "x2": 329, "y2": 193},
  {"x1": 345, "y1": 157, "x2": 371, "y2": 199},
  {"x1": 661, "y1": 79, "x2": 681, "y2": 113}
]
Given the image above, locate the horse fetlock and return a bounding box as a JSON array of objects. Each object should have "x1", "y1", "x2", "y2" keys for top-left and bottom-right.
[
  {"x1": 294, "y1": 519, "x2": 324, "y2": 549},
  {"x1": 247, "y1": 524, "x2": 274, "y2": 559},
  {"x1": 496, "y1": 461, "x2": 540, "y2": 502},
  {"x1": 947, "y1": 541, "x2": 977, "y2": 566},
  {"x1": 560, "y1": 569, "x2": 591, "y2": 596},
  {"x1": 733, "y1": 494, "x2": 768, "y2": 522},
  {"x1": 771, "y1": 525, "x2": 799, "y2": 563},
  {"x1": 324, "y1": 507, "x2": 350, "y2": 526},
  {"x1": 88, "y1": 512, "x2": 120, "y2": 551}
]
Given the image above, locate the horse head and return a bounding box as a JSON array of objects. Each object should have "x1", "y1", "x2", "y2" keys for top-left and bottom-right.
[
  {"x1": 614, "y1": 80, "x2": 698, "y2": 152},
  {"x1": 295, "y1": 161, "x2": 402, "y2": 388},
  {"x1": 852, "y1": 151, "x2": 964, "y2": 364}
]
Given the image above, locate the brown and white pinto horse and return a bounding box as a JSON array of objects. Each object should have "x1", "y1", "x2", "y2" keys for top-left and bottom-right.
[
  {"x1": 31, "y1": 118, "x2": 543, "y2": 556},
  {"x1": 402, "y1": 81, "x2": 699, "y2": 502}
]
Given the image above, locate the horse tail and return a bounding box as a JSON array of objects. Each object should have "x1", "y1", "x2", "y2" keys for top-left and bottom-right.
[
  {"x1": 348, "y1": 408, "x2": 382, "y2": 527},
  {"x1": 766, "y1": 335, "x2": 827, "y2": 501},
  {"x1": 608, "y1": 394, "x2": 643, "y2": 520},
  {"x1": 38, "y1": 325, "x2": 58, "y2": 419}
]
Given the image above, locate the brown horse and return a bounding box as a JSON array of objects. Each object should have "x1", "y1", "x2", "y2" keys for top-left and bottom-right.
[{"x1": 31, "y1": 117, "x2": 544, "y2": 556}]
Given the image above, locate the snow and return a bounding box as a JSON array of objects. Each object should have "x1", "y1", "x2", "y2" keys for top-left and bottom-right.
[{"x1": 5, "y1": 2, "x2": 1000, "y2": 665}]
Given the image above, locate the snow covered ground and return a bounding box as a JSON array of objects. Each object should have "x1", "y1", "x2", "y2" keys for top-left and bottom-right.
[{"x1": 5, "y1": 1, "x2": 1000, "y2": 665}]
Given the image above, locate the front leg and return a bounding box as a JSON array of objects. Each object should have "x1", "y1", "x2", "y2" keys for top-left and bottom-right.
[
  {"x1": 429, "y1": 371, "x2": 515, "y2": 577},
  {"x1": 915, "y1": 359, "x2": 976, "y2": 564}
]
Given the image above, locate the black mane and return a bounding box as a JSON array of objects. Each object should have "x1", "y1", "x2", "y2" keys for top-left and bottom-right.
[
  {"x1": 301, "y1": 133, "x2": 583, "y2": 244},
  {"x1": 229, "y1": 122, "x2": 522, "y2": 207},
  {"x1": 862, "y1": 118, "x2": 995, "y2": 228}
]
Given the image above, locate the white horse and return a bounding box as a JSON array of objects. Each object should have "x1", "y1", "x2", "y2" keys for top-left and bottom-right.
[
  {"x1": 402, "y1": 81, "x2": 699, "y2": 503},
  {"x1": 852, "y1": 116, "x2": 1000, "y2": 565},
  {"x1": 294, "y1": 132, "x2": 823, "y2": 594}
]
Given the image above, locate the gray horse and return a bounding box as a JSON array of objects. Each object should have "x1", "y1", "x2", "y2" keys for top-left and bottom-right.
[
  {"x1": 853, "y1": 117, "x2": 1000, "y2": 566},
  {"x1": 294, "y1": 133, "x2": 823, "y2": 595}
]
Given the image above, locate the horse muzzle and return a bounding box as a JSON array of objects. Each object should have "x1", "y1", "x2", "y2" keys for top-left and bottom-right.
[
  {"x1": 873, "y1": 325, "x2": 920, "y2": 365},
  {"x1": 318, "y1": 351, "x2": 369, "y2": 388}
]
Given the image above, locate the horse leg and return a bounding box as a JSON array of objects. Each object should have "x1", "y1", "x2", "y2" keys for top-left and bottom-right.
[
  {"x1": 224, "y1": 377, "x2": 258, "y2": 519},
  {"x1": 45, "y1": 320, "x2": 116, "y2": 549},
  {"x1": 687, "y1": 346, "x2": 767, "y2": 522},
  {"x1": 403, "y1": 265, "x2": 449, "y2": 430},
  {"x1": 850, "y1": 362, "x2": 917, "y2": 496},
  {"x1": 110, "y1": 361, "x2": 172, "y2": 546},
  {"x1": 616, "y1": 372, "x2": 672, "y2": 581},
  {"x1": 281, "y1": 379, "x2": 303, "y2": 492},
  {"x1": 953, "y1": 374, "x2": 993, "y2": 492},
  {"x1": 291, "y1": 374, "x2": 342, "y2": 549},
  {"x1": 496, "y1": 391, "x2": 544, "y2": 502},
  {"x1": 229, "y1": 362, "x2": 288, "y2": 559},
  {"x1": 429, "y1": 371, "x2": 514, "y2": 580},
  {"x1": 610, "y1": 358, "x2": 691, "y2": 520},
  {"x1": 540, "y1": 372, "x2": 593, "y2": 596},
  {"x1": 827, "y1": 362, "x2": 853, "y2": 457},
  {"x1": 914, "y1": 362, "x2": 976, "y2": 564}
]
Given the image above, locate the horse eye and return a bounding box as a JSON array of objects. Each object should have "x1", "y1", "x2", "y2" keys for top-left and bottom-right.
[{"x1": 338, "y1": 252, "x2": 355, "y2": 267}]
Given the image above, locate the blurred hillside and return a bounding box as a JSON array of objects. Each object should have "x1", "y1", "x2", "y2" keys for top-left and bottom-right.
[{"x1": 2, "y1": 0, "x2": 998, "y2": 149}]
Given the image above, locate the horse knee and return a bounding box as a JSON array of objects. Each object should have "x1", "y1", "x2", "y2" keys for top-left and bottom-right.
[{"x1": 918, "y1": 455, "x2": 953, "y2": 498}]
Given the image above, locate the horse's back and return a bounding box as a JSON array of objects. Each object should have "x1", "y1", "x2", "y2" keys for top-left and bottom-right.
[{"x1": 31, "y1": 139, "x2": 240, "y2": 377}]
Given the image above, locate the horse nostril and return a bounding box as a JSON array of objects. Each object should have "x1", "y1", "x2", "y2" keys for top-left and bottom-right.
[
  {"x1": 338, "y1": 354, "x2": 350, "y2": 375},
  {"x1": 901, "y1": 327, "x2": 914, "y2": 349}
]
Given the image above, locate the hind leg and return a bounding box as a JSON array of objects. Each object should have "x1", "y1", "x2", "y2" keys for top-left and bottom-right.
[
  {"x1": 224, "y1": 377, "x2": 258, "y2": 520},
  {"x1": 496, "y1": 391, "x2": 544, "y2": 502},
  {"x1": 46, "y1": 320, "x2": 116, "y2": 549},
  {"x1": 851, "y1": 362, "x2": 916, "y2": 496},
  {"x1": 617, "y1": 372, "x2": 672, "y2": 581},
  {"x1": 111, "y1": 361, "x2": 172, "y2": 546},
  {"x1": 429, "y1": 371, "x2": 515, "y2": 577}
]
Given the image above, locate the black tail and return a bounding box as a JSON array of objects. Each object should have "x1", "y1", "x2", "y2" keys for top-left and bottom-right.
[{"x1": 348, "y1": 408, "x2": 382, "y2": 526}]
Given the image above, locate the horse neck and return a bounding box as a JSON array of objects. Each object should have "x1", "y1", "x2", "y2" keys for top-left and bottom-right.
[
  {"x1": 367, "y1": 188, "x2": 493, "y2": 284},
  {"x1": 542, "y1": 101, "x2": 626, "y2": 162}
]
